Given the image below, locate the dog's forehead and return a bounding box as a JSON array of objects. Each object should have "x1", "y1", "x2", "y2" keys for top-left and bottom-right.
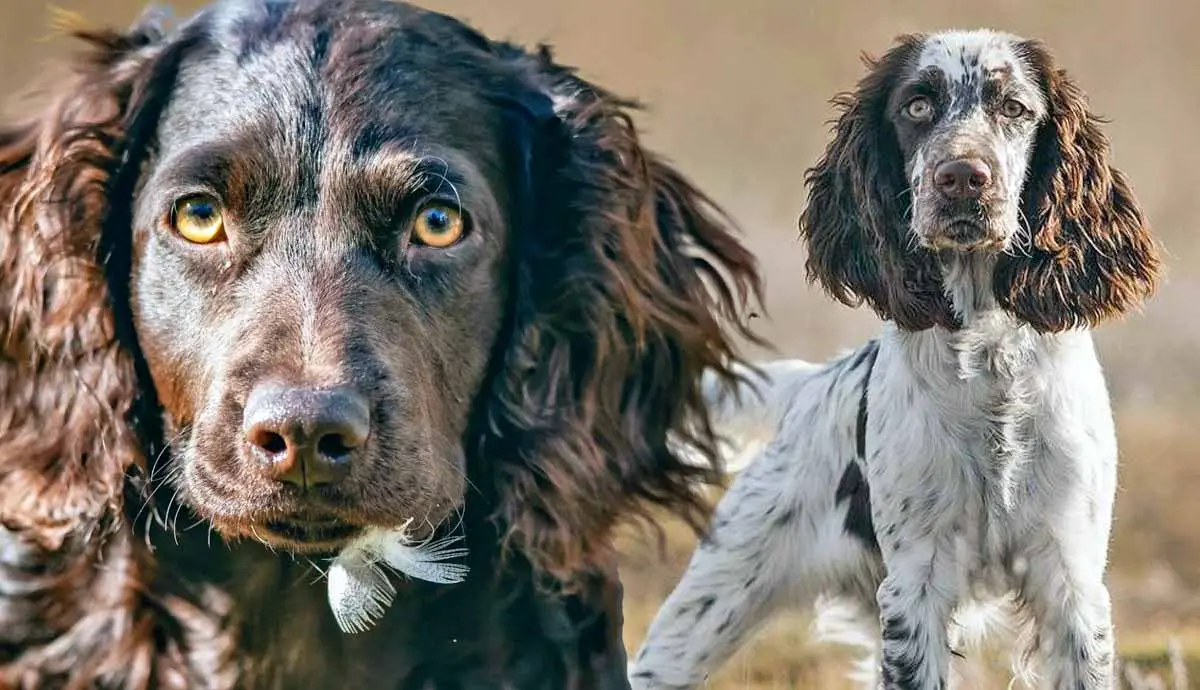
[
  {"x1": 160, "y1": 0, "x2": 510, "y2": 156},
  {"x1": 909, "y1": 30, "x2": 1045, "y2": 117},
  {"x1": 917, "y1": 30, "x2": 1034, "y2": 89}
]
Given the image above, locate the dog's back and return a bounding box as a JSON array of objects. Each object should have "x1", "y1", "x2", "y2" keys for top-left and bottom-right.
[{"x1": 692, "y1": 358, "x2": 824, "y2": 474}]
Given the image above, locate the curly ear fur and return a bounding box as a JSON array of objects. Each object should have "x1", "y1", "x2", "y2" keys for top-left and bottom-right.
[
  {"x1": 993, "y1": 41, "x2": 1162, "y2": 332},
  {"x1": 483, "y1": 46, "x2": 764, "y2": 581},
  {"x1": 799, "y1": 34, "x2": 959, "y2": 331},
  {"x1": 0, "y1": 18, "x2": 199, "y2": 686},
  {"x1": 0, "y1": 22, "x2": 164, "y2": 542}
]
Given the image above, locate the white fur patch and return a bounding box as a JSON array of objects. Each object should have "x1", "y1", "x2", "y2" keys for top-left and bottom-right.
[
  {"x1": 918, "y1": 30, "x2": 1021, "y2": 82},
  {"x1": 915, "y1": 29, "x2": 1045, "y2": 114}
]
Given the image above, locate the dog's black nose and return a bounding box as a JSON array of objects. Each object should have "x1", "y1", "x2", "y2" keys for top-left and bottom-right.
[
  {"x1": 934, "y1": 158, "x2": 992, "y2": 199},
  {"x1": 243, "y1": 385, "x2": 370, "y2": 488}
]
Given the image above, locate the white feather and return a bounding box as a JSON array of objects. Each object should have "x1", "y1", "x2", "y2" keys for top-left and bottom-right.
[
  {"x1": 326, "y1": 519, "x2": 469, "y2": 634},
  {"x1": 327, "y1": 550, "x2": 396, "y2": 634}
]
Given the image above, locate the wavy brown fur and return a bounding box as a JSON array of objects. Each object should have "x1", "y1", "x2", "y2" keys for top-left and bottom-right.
[
  {"x1": 485, "y1": 47, "x2": 763, "y2": 578},
  {"x1": 0, "y1": 24, "x2": 179, "y2": 687},
  {"x1": 799, "y1": 34, "x2": 960, "y2": 332},
  {"x1": 994, "y1": 40, "x2": 1161, "y2": 332}
]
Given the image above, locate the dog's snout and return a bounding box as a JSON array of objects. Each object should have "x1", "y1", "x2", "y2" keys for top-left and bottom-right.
[
  {"x1": 243, "y1": 385, "x2": 370, "y2": 488},
  {"x1": 934, "y1": 158, "x2": 992, "y2": 199}
]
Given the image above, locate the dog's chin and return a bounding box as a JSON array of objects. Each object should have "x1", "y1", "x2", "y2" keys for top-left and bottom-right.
[
  {"x1": 203, "y1": 513, "x2": 364, "y2": 555},
  {"x1": 920, "y1": 218, "x2": 1007, "y2": 253}
]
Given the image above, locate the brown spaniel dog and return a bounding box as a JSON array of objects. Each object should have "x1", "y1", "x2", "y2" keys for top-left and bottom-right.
[{"x1": 0, "y1": 1, "x2": 762, "y2": 687}]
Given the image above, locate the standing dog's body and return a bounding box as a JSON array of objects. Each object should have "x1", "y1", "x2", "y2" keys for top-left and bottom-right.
[{"x1": 631, "y1": 30, "x2": 1160, "y2": 690}]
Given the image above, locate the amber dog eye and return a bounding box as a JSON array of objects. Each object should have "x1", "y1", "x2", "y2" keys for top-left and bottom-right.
[
  {"x1": 410, "y1": 202, "x2": 466, "y2": 248},
  {"x1": 171, "y1": 195, "x2": 226, "y2": 244}
]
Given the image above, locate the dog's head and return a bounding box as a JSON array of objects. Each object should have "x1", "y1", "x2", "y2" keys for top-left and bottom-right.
[
  {"x1": 800, "y1": 30, "x2": 1160, "y2": 332},
  {"x1": 0, "y1": 0, "x2": 761, "y2": 580}
]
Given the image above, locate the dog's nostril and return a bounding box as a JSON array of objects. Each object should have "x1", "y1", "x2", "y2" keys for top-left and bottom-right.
[
  {"x1": 317, "y1": 433, "x2": 354, "y2": 459},
  {"x1": 253, "y1": 431, "x2": 288, "y2": 455}
]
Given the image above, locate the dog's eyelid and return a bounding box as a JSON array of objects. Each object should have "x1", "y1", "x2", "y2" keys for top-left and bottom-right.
[
  {"x1": 160, "y1": 183, "x2": 227, "y2": 215},
  {"x1": 395, "y1": 193, "x2": 472, "y2": 228},
  {"x1": 415, "y1": 192, "x2": 467, "y2": 215}
]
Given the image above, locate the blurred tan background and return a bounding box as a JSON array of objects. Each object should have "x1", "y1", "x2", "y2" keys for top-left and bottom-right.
[{"x1": 3, "y1": 0, "x2": 1197, "y2": 687}]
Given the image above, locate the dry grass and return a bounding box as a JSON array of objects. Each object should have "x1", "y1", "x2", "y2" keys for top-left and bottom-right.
[{"x1": 618, "y1": 405, "x2": 1200, "y2": 689}]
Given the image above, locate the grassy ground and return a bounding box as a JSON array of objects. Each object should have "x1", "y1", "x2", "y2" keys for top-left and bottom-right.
[{"x1": 617, "y1": 405, "x2": 1200, "y2": 689}]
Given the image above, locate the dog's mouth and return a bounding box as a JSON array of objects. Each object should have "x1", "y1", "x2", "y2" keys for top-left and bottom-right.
[
  {"x1": 257, "y1": 514, "x2": 364, "y2": 554},
  {"x1": 202, "y1": 488, "x2": 459, "y2": 556},
  {"x1": 922, "y1": 217, "x2": 1006, "y2": 252}
]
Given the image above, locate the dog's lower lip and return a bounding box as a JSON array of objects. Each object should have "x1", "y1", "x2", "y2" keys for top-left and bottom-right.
[
  {"x1": 261, "y1": 518, "x2": 361, "y2": 549},
  {"x1": 924, "y1": 218, "x2": 995, "y2": 249}
]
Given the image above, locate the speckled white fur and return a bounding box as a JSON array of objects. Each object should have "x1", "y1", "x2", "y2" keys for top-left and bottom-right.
[
  {"x1": 907, "y1": 31, "x2": 1046, "y2": 253},
  {"x1": 632, "y1": 282, "x2": 1119, "y2": 690}
]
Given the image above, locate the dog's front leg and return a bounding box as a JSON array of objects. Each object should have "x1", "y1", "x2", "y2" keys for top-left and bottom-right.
[
  {"x1": 874, "y1": 533, "x2": 960, "y2": 690},
  {"x1": 1017, "y1": 512, "x2": 1116, "y2": 689},
  {"x1": 869, "y1": 447, "x2": 962, "y2": 690}
]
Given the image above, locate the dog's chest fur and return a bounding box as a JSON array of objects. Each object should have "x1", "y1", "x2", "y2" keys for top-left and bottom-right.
[{"x1": 878, "y1": 315, "x2": 1074, "y2": 592}]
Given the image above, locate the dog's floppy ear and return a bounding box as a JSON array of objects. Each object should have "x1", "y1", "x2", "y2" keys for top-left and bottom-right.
[
  {"x1": 0, "y1": 10, "x2": 182, "y2": 549},
  {"x1": 993, "y1": 41, "x2": 1161, "y2": 332},
  {"x1": 800, "y1": 34, "x2": 958, "y2": 331},
  {"x1": 480, "y1": 44, "x2": 764, "y2": 581},
  {"x1": 0, "y1": 11, "x2": 192, "y2": 675},
  {"x1": 993, "y1": 39, "x2": 1161, "y2": 331}
]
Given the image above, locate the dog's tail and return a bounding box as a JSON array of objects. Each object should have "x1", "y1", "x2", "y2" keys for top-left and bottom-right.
[{"x1": 683, "y1": 358, "x2": 821, "y2": 474}]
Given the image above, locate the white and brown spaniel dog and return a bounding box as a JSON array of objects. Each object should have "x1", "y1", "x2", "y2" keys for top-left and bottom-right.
[{"x1": 630, "y1": 30, "x2": 1161, "y2": 690}]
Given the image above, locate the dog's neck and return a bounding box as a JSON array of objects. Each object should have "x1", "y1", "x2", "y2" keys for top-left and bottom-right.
[
  {"x1": 918, "y1": 250, "x2": 1072, "y2": 383},
  {"x1": 126, "y1": 496, "x2": 630, "y2": 689},
  {"x1": 939, "y1": 250, "x2": 1003, "y2": 327},
  {"x1": 897, "y1": 248, "x2": 1101, "y2": 510}
]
